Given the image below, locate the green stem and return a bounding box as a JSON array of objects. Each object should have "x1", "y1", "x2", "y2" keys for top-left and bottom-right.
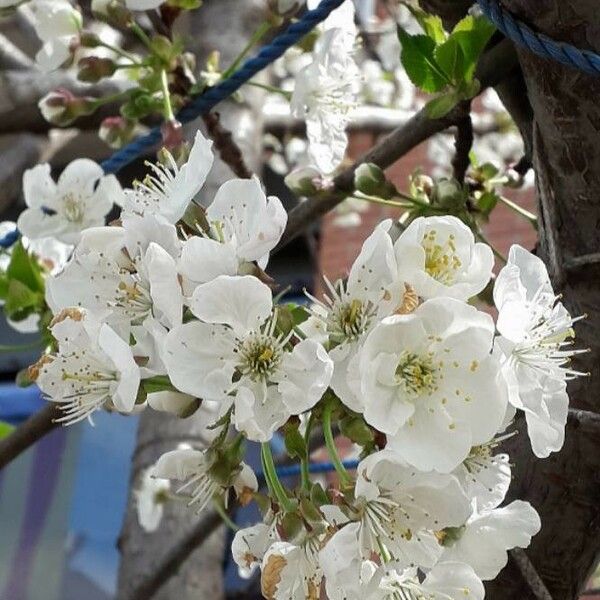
[
  {"x1": 322, "y1": 401, "x2": 351, "y2": 487},
  {"x1": 97, "y1": 41, "x2": 141, "y2": 64},
  {"x1": 129, "y1": 21, "x2": 154, "y2": 51},
  {"x1": 245, "y1": 81, "x2": 292, "y2": 99},
  {"x1": 475, "y1": 229, "x2": 507, "y2": 264},
  {"x1": 222, "y1": 21, "x2": 272, "y2": 79},
  {"x1": 349, "y1": 194, "x2": 413, "y2": 210},
  {"x1": 301, "y1": 414, "x2": 314, "y2": 492},
  {"x1": 160, "y1": 69, "x2": 175, "y2": 121},
  {"x1": 498, "y1": 195, "x2": 538, "y2": 229},
  {"x1": 213, "y1": 500, "x2": 239, "y2": 531},
  {"x1": 261, "y1": 443, "x2": 294, "y2": 512}
]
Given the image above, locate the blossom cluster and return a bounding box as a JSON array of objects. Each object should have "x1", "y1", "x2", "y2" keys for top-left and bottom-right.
[{"x1": 2, "y1": 126, "x2": 581, "y2": 600}]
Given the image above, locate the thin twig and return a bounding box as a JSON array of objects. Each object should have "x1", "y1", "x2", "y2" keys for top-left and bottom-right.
[
  {"x1": 510, "y1": 548, "x2": 554, "y2": 600},
  {"x1": 277, "y1": 38, "x2": 519, "y2": 250},
  {"x1": 452, "y1": 112, "x2": 473, "y2": 183},
  {"x1": 0, "y1": 403, "x2": 60, "y2": 471},
  {"x1": 202, "y1": 112, "x2": 253, "y2": 179},
  {"x1": 568, "y1": 408, "x2": 600, "y2": 435}
]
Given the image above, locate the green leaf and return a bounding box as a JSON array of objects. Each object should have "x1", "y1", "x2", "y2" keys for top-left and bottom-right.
[
  {"x1": 476, "y1": 190, "x2": 499, "y2": 218},
  {"x1": 0, "y1": 421, "x2": 14, "y2": 439},
  {"x1": 340, "y1": 415, "x2": 374, "y2": 446},
  {"x1": 450, "y1": 15, "x2": 495, "y2": 82},
  {"x1": 434, "y1": 37, "x2": 465, "y2": 85},
  {"x1": 6, "y1": 241, "x2": 44, "y2": 293},
  {"x1": 283, "y1": 422, "x2": 307, "y2": 460},
  {"x1": 424, "y1": 91, "x2": 461, "y2": 119},
  {"x1": 5, "y1": 280, "x2": 43, "y2": 321},
  {"x1": 398, "y1": 29, "x2": 449, "y2": 93}
]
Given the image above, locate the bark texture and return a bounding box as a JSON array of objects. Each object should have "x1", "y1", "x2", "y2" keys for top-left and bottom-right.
[
  {"x1": 116, "y1": 2, "x2": 265, "y2": 598},
  {"x1": 484, "y1": 2, "x2": 600, "y2": 598}
]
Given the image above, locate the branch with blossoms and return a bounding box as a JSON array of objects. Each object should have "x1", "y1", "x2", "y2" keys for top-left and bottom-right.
[{"x1": 0, "y1": 1, "x2": 595, "y2": 600}]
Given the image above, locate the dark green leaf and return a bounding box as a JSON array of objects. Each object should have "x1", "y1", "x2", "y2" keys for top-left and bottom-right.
[
  {"x1": 434, "y1": 37, "x2": 465, "y2": 85},
  {"x1": 340, "y1": 415, "x2": 374, "y2": 445},
  {"x1": 284, "y1": 422, "x2": 307, "y2": 460},
  {"x1": 5, "y1": 280, "x2": 43, "y2": 320},
  {"x1": 6, "y1": 241, "x2": 44, "y2": 293}
]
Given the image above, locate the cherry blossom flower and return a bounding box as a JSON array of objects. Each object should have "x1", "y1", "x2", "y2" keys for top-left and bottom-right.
[
  {"x1": 164, "y1": 275, "x2": 333, "y2": 441},
  {"x1": 178, "y1": 177, "x2": 287, "y2": 291},
  {"x1": 34, "y1": 309, "x2": 141, "y2": 424},
  {"x1": 232, "y1": 521, "x2": 279, "y2": 579},
  {"x1": 359, "y1": 298, "x2": 507, "y2": 472},
  {"x1": 494, "y1": 244, "x2": 585, "y2": 457},
  {"x1": 152, "y1": 447, "x2": 257, "y2": 512},
  {"x1": 441, "y1": 500, "x2": 540, "y2": 580},
  {"x1": 30, "y1": 0, "x2": 82, "y2": 71},
  {"x1": 135, "y1": 466, "x2": 170, "y2": 533},
  {"x1": 18, "y1": 160, "x2": 122, "y2": 244},
  {"x1": 122, "y1": 131, "x2": 215, "y2": 224},
  {"x1": 394, "y1": 215, "x2": 494, "y2": 301}
]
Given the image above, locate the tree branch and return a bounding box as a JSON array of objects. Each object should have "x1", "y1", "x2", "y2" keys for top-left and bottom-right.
[
  {"x1": 452, "y1": 112, "x2": 473, "y2": 183},
  {"x1": 510, "y1": 548, "x2": 554, "y2": 600},
  {"x1": 278, "y1": 38, "x2": 519, "y2": 249},
  {"x1": 0, "y1": 403, "x2": 59, "y2": 471},
  {"x1": 0, "y1": 33, "x2": 34, "y2": 70}
]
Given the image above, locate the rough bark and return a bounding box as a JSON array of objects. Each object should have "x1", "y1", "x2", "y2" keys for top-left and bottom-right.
[
  {"x1": 484, "y1": 2, "x2": 600, "y2": 599},
  {"x1": 116, "y1": 2, "x2": 265, "y2": 599}
]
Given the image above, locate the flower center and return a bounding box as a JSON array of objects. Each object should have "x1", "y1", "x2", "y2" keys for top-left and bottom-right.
[
  {"x1": 236, "y1": 333, "x2": 283, "y2": 381},
  {"x1": 62, "y1": 193, "x2": 84, "y2": 223},
  {"x1": 112, "y1": 273, "x2": 153, "y2": 324},
  {"x1": 329, "y1": 297, "x2": 373, "y2": 344},
  {"x1": 422, "y1": 230, "x2": 462, "y2": 285},
  {"x1": 395, "y1": 351, "x2": 438, "y2": 396}
]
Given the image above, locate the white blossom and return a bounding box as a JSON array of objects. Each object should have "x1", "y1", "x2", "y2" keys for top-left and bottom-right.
[
  {"x1": 135, "y1": 466, "x2": 170, "y2": 533},
  {"x1": 291, "y1": 26, "x2": 360, "y2": 173},
  {"x1": 152, "y1": 447, "x2": 257, "y2": 512},
  {"x1": 122, "y1": 131, "x2": 215, "y2": 224},
  {"x1": 18, "y1": 160, "x2": 121, "y2": 245},
  {"x1": 442, "y1": 500, "x2": 541, "y2": 580},
  {"x1": 34, "y1": 308, "x2": 141, "y2": 424},
  {"x1": 394, "y1": 215, "x2": 494, "y2": 301},
  {"x1": 494, "y1": 245, "x2": 584, "y2": 457},
  {"x1": 164, "y1": 275, "x2": 333, "y2": 441},
  {"x1": 178, "y1": 177, "x2": 287, "y2": 291},
  {"x1": 232, "y1": 521, "x2": 279, "y2": 579},
  {"x1": 359, "y1": 298, "x2": 507, "y2": 472},
  {"x1": 30, "y1": 0, "x2": 82, "y2": 71}
]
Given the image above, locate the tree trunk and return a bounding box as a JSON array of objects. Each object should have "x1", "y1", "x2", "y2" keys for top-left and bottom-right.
[
  {"x1": 116, "y1": 2, "x2": 265, "y2": 598},
  {"x1": 484, "y1": 2, "x2": 600, "y2": 598}
]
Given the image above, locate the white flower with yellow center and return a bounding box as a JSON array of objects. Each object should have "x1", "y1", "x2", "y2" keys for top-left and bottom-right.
[
  {"x1": 178, "y1": 177, "x2": 287, "y2": 292},
  {"x1": 305, "y1": 220, "x2": 401, "y2": 412},
  {"x1": 494, "y1": 245, "x2": 585, "y2": 457},
  {"x1": 163, "y1": 275, "x2": 333, "y2": 442},
  {"x1": 152, "y1": 447, "x2": 257, "y2": 513},
  {"x1": 359, "y1": 298, "x2": 507, "y2": 472},
  {"x1": 122, "y1": 131, "x2": 215, "y2": 224},
  {"x1": 394, "y1": 216, "x2": 494, "y2": 301},
  {"x1": 232, "y1": 521, "x2": 279, "y2": 579},
  {"x1": 18, "y1": 159, "x2": 122, "y2": 244},
  {"x1": 34, "y1": 309, "x2": 140, "y2": 425},
  {"x1": 46, "y1": 213, "x2": 183, "y2": 339},
  {"x1": 323, "y1": 450, "x2": 471, "y2": 572}
]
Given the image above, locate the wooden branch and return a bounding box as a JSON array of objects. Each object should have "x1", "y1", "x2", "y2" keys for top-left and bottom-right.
[
  {"x1": 0, "y1": 403, "x2": 59, "y2": 471},
  {"x1": 278, "y1": 38, "x2": 519, "y2": 249},
  {"x1": 202, "y1": 112, "x2": 253, "y2": 179},
  {"x1": 567, "y1": 407, "x2": 600, "y2": 435},
  {"x1": 123, "y1": 510, "x2": 226, "y2": 600},
  {"x1": 452, "y1": 112, "x2": 474, "y2": 183},
  {"x1": 510, "y1": 548, "x2": 554, "y2": 600},
  {"x1": 0, "y1": 33, "x2": 34, "y2": 70}
]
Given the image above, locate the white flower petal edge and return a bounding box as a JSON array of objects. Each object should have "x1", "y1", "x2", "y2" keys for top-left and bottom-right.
[{"x1": 135, "y1": 466, "x2": 170, "y2": 533}]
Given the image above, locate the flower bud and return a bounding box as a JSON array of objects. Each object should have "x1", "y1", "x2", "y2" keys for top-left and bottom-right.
[
  {"x1": 38, "y1": 89, "x2": 97, "y2": 126},
  {"x1": 431, "y1": 178, "x2": 467, "y2": 211},
  {"x1": 284, "y1": 166, "x2": 322, "y2": 196},
  {"x1": 91, "y1": 0, "x2": 131, "y2": 27},
  {"x1": 268, "y1": 0, "x2": 303, "y2": 17},
  {"x1": 77, "y1": 56, "x2": 117, "y2": 83},
  {"x1": 354, "y1": 162, "x2": 395, "y2": 199},
  {"x1": 160, "y1": 119, "x2": 184, "y2": 151},
  {"x1": 99, "y1": 116, "x2": 136, "y2": 149}
]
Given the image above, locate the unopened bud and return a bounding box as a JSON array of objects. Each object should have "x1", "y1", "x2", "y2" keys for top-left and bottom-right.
[
  {"x1": 431, "y1": 178, "x2": 467, "y2": 211},
  {"x1": 160, "y1": 119, "x2": 184, "y2": 151},
  {"x1": 412, "y1": 173, "x2": 434, "y2": 196},
  {"x1": 38, "y1": 89, "x2": 97, "y2": 126},
  {"x1": 77, "y1": 56, "x2": 117, "y2": 82},
  {"x1": 99, "y1": 116, "x2": 136, "y2": 149},
  {"x1": 354, "y1": 162, "x2": 395, "y2": 199},
  {"x1": 91, "y1": 0, "x2": 131, "y2": 27},
  {"x1": 79, "y1": 32, "x2": 101, "y2": 48},
  {"x1": 268, "y1": 0, "x2": 303, "y2": 17},
  {"x1": 284, "y1": 165, "x2": 322, "y2": 196}
]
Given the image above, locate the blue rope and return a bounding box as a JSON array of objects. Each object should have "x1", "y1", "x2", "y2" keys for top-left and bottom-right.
[
  {"x1": 272, "y1": 459, "x2": 359, "y2": 479},
  {"x1": 100, "y1": 0, "x2": 346, "y2": 175},
  {"x1": 477, "y1": 0, "x2": 600, "y2": 76},
  {"x1": 0, "y1": 0, "x2": 346, "y2": 250}
]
